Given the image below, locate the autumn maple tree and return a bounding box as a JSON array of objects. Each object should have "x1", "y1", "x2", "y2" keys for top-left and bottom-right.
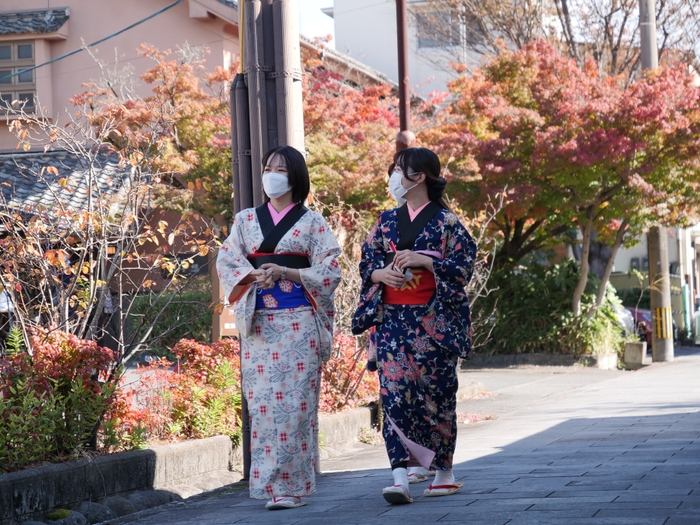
[
  {"x1": 424, "y1": 40, "x2": 700, "y2": 317},
  {"x1": 416, "y1": 0, "x2": 700, "y2": 79},
  {"x1": 301, "y1": 45, "x2": 399, "y2": 214}
]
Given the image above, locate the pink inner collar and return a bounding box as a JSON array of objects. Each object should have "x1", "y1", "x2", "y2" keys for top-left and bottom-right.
[
  {"x1": 407, "y1": 201, "x2": 431, "y2": 222},
  {"x1": 268, "y1": 201, "x2": 297, "y2": 225}
]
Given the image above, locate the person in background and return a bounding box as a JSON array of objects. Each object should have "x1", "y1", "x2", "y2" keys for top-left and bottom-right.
[
  {"x1": 217, "y1": 146, "x2": 341, "y2": 510},
  {"x1": 353, "y1": 147, "x2": 476, "y2": 504}
]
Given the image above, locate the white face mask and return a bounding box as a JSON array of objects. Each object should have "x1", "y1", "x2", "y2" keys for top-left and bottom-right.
[
  {"x1": 389, "y1": 170, "x2": 418, "y2": 205},
  {"x1": 262, "y1": 171, "x2": 291, "y2": 199}
]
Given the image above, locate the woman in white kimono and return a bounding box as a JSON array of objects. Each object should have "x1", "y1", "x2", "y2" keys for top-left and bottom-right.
[{"x1": 217, "y1": 146, "x2": 341, "y2": 510}]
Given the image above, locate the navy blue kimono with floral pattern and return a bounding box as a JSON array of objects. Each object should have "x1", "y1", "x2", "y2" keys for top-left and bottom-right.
[{"x1": 352, "y1": 205, "x2": 477, "y2": 471}]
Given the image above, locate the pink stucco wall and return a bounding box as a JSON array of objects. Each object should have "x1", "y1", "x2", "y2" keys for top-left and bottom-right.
[{"x1": 0, "y1": 0, "x2": 239, "y2": 151}]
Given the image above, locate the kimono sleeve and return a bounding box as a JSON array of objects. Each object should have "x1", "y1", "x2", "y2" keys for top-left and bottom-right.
[
  {"x1": 297, "y1": 212, "x2": 342, "y2": 361},
  {"x1": 216, "y1": 211, "x2": 257, "y2": 337},
  {"x1": 432, "y1": 212, "x2": 477, "y2": 304},
  {"x1": 352, "y1": 215, "x2": 387, "y2": 335}
]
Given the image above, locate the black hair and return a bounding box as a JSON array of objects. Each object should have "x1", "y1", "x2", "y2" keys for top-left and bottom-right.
[
  {"x1": 393, "y1": 147, "x2": 450, "y2": 210},
  {"x1": 262, "y1": 146, "x2": 310, "y2": 204}
]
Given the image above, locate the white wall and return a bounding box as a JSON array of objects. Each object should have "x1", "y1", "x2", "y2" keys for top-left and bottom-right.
[{"x1": 332, "y1": 0, "x2": 480, "y2": 96}]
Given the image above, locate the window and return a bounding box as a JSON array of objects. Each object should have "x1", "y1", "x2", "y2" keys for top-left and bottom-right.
[
  {"x1": 0, "y1": 41, "x2": 36, "y2": 112},
  {"x1": 414, "y1": 8, "x2": 482, "y2": 49},
  {"x1": 415, "y1": 10, "x2": 460, "y2": 49},
  {"x1": 17, "y1": 44, "x2": 33, "y2": 60},
  {"x1": 0, "y1": 93, "x2": 11, "y2": 110}
]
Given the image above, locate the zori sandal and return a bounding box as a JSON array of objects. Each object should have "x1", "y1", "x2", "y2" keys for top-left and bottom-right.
[
  {"x1": 423, "y1": 482, "x2": 464, "y2": 497},
  {"x1": 382, "y1": 484, "x2": 413, "y2": 504},
  {"x1": 265, "y1": 496, "x2": 307, "y2": 510},
  {"x1": 408, "y1": 471, "x2": 428, "y2": 484}
]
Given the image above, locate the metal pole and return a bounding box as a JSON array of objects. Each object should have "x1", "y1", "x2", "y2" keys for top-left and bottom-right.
[
  {"x1": 648, "y1": 227, "x2": 674, "y2": 361},
  {"x1": 396, "y1": 0, "x2": 409, "y2": 132},
  {"x1": 640, "y1": 0, "x2": 673, "y2": 361},
  {"x1": 234, "y1": 74, "x2": 254, "y2": 210},
  {"x1": 273, "y1": 0, "x2": 305, "y2": 152},
  {"x1": 639, "y1": 0, "x2": 658, "y2": 71},
  {"x1": 244, "y1": 0, "x2": 268, "y2": 206},
  {"x1": 262, "y1": 0, "x2": 279, "y2": 151},
  {"x1": 395, "y1": 0, "x2": 415, "y2": 151},
  {"x1": 230, "y1": 81, "x2": 241, "y2": 214}
]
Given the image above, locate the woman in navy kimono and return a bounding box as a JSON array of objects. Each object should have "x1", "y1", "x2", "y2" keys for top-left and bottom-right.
[{"x1": 353, "y1": 147, "x2": 476, "y2": 504}]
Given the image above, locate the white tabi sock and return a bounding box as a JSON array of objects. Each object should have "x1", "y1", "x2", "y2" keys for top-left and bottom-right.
[
  {"x1": 407, "y1": 466, "x2": 426, "y2": 476},
  {"x1": 392, "y1": 467, "x2": 409, "y2": 488},
  {"x1": 434, "y1": 469, "x2": 455, "y2": 486}
]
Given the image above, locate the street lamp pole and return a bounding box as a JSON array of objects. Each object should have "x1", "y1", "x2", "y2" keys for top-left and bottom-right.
[{"x1": 395, "y1": 0, "x2": 415, "y2": 151}]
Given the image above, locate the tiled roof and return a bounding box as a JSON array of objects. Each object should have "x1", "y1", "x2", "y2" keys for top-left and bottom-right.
[
  {"x1": 216, "y1": 0, "x2": 238, "y2": 8},
  {"x1": 0, "y1": 149, "x2": 129, "y2": 220},
  {"x1": 0, "y1": 8, "x2": 70, "y2": 35}
]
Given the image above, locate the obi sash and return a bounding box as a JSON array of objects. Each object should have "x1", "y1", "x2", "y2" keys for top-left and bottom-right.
[
  {"x1": 255, "y1": 279, "x2": 311, "y2": 310},
  {"x1": 248, "y1": 251, "x2": 312, "y2": 310},
  {"x1": 383, "y1": 268, "x2": 436, "y2": 305},
  {"x1": 382, "y1": 202, "x2": 442, "y2": 305},
  {"x1": 248, "y1": 203, "x2": 312, "y2": 310}
]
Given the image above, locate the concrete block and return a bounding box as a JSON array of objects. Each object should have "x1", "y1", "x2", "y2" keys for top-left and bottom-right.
[
  {"x1": 577, "y1": 353, "x2": 619, "y2": 369},
  {"x1": 0, "y1": 436, "x2": 235, "y2": 525},
  {"x1": 624, "y1": 342, "x2": 650, "y2": 369},
  {"x1": 318, "y1": 406, "x2": 374, "y2": 457},
  {"x1": 150, "y1": 435, "x2": 233, "y2": 489}
]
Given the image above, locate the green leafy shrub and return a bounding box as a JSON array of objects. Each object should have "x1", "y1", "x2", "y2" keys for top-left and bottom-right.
[
  {"x1": 0, "y1": 330, "x2": 117, "y2": 472},
  {"x1": 477, "y1": 260, "x2": 625, "y2": 356},
  {"x1": 615, "y1": 287, "x2": 650, "y2": 309}
]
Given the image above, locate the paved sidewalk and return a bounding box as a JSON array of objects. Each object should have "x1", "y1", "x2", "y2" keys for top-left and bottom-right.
[{"x1": 106, "y1": 348, "x2": 700, "y2": 525}]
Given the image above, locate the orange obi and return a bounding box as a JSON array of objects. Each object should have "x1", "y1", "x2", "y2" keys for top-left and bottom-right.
[{"x1": 383, "y1": 268, "x2": 436, "y2": 305}]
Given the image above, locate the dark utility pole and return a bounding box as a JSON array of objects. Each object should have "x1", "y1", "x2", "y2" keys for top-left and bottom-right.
[
  {"x1": 640, "y1": 0, "x2": 673, "y2": 362},
  {"x1": 395, "y1": 0, "x2": 415, "y2": 151}
]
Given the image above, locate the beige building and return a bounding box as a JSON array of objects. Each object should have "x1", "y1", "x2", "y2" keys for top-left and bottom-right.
[{"x1": 0, "y1": 0, "x2": 242, "y2": 152}]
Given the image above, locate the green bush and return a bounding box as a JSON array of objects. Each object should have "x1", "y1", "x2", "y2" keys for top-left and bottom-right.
[
  {"x1": 476, "y1": 260, "x2": 625, "y2": 356},
  {"x1": 615, "y1": 287, "x2": 650, "y2": 309},
  {"x1": 0, "y1": 331, "x2": 117, "y2": 472}
]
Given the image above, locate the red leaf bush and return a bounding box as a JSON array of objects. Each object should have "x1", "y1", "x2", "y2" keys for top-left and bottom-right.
[
  {"x1": 320, "y1": 333, "x2": 379, "y2": 413},
  {"x1": 0, "y1": 330, "x2": 116, "y2": 472},
  {"x1": 103, "y1": 338, "x2": 242, "y2": 449}
]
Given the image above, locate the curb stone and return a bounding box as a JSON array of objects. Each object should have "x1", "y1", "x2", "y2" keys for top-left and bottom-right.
[{"x1": 462, "y1": 352, "x2": 620, "y2": 369}]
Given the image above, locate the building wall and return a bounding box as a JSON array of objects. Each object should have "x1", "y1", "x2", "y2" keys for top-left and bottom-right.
[
  {"x1": 0, "y1": 0, "x2": 239, "y2": 152},
  {"x1": 332, "y1": 0, "x2": 480, "y2": 97},
  {"x1": 614, "y1": 230, "x2": 681, "y2": 276}
]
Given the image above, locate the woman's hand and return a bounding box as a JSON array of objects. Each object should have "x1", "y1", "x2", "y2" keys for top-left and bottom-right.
[
  {"x1": 240, "y1": 268, "x2": 267, "y2": 286},
  {"x1": 371, "y1": 267, "x2": 407, "y2": 289},
  {"x1": 392, "y1": 250, "x2": 433, "y2": 273}
]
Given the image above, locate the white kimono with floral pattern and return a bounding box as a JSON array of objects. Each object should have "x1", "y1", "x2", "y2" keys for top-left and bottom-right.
[{"x1": 217, "y1": 207, "x2": 341, "y2": 500}]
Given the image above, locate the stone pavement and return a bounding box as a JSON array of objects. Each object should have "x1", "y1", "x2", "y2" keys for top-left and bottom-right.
[{"x1": 105, "y1": 348, "x2": 700, "y2": 525}]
